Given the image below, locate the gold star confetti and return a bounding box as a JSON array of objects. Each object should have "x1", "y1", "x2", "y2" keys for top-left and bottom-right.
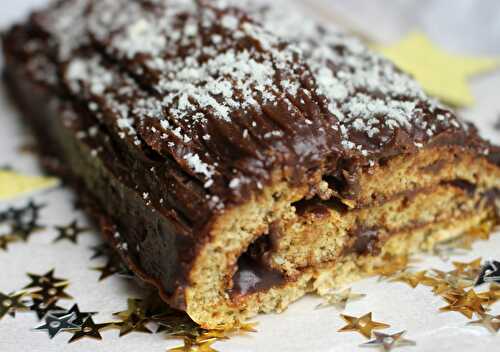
[
  {"x1": 390, "y1": 270, "x2": 431, "y2": 288},
  {"x1": 316, "y1": 288, "x2": 366, "y2": 310},
  {"x1": 467, "y1": 313, "x2": 500, "y2": 334},
  {"x1": 338, "y1": 312, "x2": 390, "y2": 338},
  {"x1": 0, "y1": 291, "x2": 29, "y2": 320},
  {"x1": 0, "y1": 171, "x2": 58, "y2": 201},
  {"x1": 440, "y1": 289, "x2": 486, "y2": 319},
  {"x1": 478, "y1": 283, "x2": 500, "y2": 306},
  {"x1": 361, "y1": 330, "x2": 416, "y2": 351},
  {"x1": 156, "y1": 314, "x2": 206, "y2": 338},
  {"x1": 68, "y1": 316, "x2": 113, "y2": 343},
  {"x1": 53, "y1": 220, "x2": 90, "y2": 244},
  {"x1": 373, "y1": 255, "x2": 413, "y2": 280},
  {"x1": 378, "y1": 32, "x2": 499, "y2": 107},
  {"x1": 113, "y1": 298, "x2": 153, "y2": 337},
  {"x1": 168, "y1": 337, "x2": 220, "y2": 352},
  {"x1": 425, "y1": 269, "x2": 474, "y2": 296},
  {"x1": 0, "y1": 201, "x2": 45, "y2": 247},
  {"x1": 451, "y1": 258, "x2": 482, "y2": 281}
]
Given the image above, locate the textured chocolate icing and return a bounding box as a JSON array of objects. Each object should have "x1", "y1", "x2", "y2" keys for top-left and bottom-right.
[{"x1": 10, "y1": 0, "x2": 496, "y2": 215}]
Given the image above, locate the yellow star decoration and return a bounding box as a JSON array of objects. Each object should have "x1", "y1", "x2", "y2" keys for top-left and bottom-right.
[
  {"x1": 338, "y1": 313, "x2": 390, "y2": 338},
  {"x1": 0, "y1": 171, "x2": 58, "y2": 201},
  {"x1": 378, "y1": 32, "x2": 499, "y2": 107}
]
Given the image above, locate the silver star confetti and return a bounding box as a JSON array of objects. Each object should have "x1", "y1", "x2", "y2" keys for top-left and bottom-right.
[
  {"x1": 361, "y1": 331, "x2": 416, "y2": 351},
  {"x1": 34, "y1": 313, "x2": 79, "y2": 339}
]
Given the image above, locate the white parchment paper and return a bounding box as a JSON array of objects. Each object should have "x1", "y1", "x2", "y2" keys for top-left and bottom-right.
[{"x1": 1, "y1": 1, "x2": 499, "y2": 351}]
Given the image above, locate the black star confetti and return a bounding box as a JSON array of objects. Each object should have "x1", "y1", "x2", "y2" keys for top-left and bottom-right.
[
  {"x1": 0, "y1": 291, "x2": 29, "y2": 320},
  {"x1": 68, "y1": 316, "x2": 112, "y2": 343},
  {"x1": 156, "y1": 314, "x2": 206, "y2": 338},
  {"x1": 361, "y1": 331, "x2": 416, "y2": 351},
  {"x1": 34, "y1": 313, "x2": 79, "y2": 339},
  {"x1": 53, "y1": 220, "x2": 90, "y2": 244},
  {"x1": 24, "y1": 269, "x2": 69, "y2": 290},
  {"x1": 475, "y1": 260, "x2": 500, "y2": 286},
  {"x1": 0, "y1": 200, "x2": 45, "y2": 245},
  {"x1": 13, "y1": 201, "x2": 45, "y2": 240},
  {"x1": 93, "y1": 259, "x2": 123, "y2": 281},
  {"x1": 37, "y1": 283, "x2": 73, "y2": 304},
  {"x1": 29, "y1": 298, "x2": 66, "y2": 320},
  {"x1": 54, "y1": 304, "x2": 97, "y2": 326}
]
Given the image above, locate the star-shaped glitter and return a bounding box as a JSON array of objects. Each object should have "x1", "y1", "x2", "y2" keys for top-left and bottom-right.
[
  {"x1": 361, "y1": 330, "x2": 416, "y2": 351},
  {"x1": 53, "y1": 220, "x2": 90, "y2": 244},
  {"x1": 37, "y1": 283, "x2": 73, "y2": 304},
  {"x1": 451, "y1": 258, "x2": 483, "y2": 281},
  {"x1": 68, "y1": 316, "x2": 112, "y2": 343},
  {"x1": 54, "y1": 304, "x2": 97, "y2": 326},
  {"x1": 0, "y1": 202, "x2": 44, "y2": 245},
  {"x1": 378, "y1": 32, "x2": 499, "y2": 107},
  {"x1": 390, "y1": 271, "x2": 430, "y2": 288},
  {"x1": 373, "y1": 255, "x2": 414, "y2": 280},
  {"x1": 467, "y1": 313, "x2": 500, "y2": 334},
  {"x1": 426, "y1": 269, "x2": 473, "y2": 296},
  {"x1": 0, "y1": 291, "x2": 29, "y2": 320},
  {"x1": 113, "y1": 299, "x2": 153, "y2": 337},
  {"x1": 24, "y1": 269, "x2": 69, "y2": 290},
  {"x1": 29, "y1": 298, "x2": 66, "y2": 320},
  {"x1": 338, "y1": 313, "x2": 390, "y2": 338},
  {"x1": 168, "y1": 337, "x2": 220, "y2": 352},
  {"x1": 92, "y1": 259, "x2": 122, "y2": 281},
  {"x1": 34, "y1": 313, "x2": 79, "y2": 339},
  {"x1": 316, "y1": 288, "x2": 366, "y2": 310},
  {"x1": 475, "y1": 260, "x2": 500, "y2": 286},
  {"x1": 8, "y1": 200, "x2": 45, "y2": 241},
  {"x1": 478, "y1": 283, "x2": 500, "y2": 306},
  {"x1": 440, "y1": 289, "x2": 486, "y2": 319}
]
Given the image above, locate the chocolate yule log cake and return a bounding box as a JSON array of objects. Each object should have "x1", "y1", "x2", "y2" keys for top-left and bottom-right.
[{"x1": 2, "y1": 0, "x2": 500, "y2": 328}]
